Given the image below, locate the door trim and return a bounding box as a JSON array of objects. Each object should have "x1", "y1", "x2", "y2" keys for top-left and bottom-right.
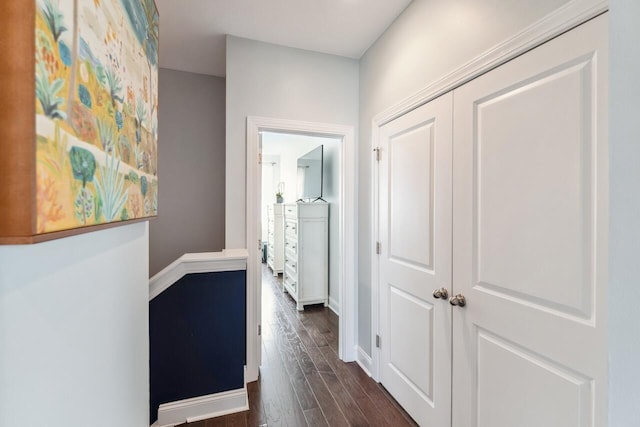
[
  {"x1": 370, "y1": 0, "x2": 608, "y2": 381},
  {"x1": 372, "y1": 0, "x2": 607, "y2": 128},
  {"x1": 246, "y1": 116, "x2": 357, "y2": 382}
]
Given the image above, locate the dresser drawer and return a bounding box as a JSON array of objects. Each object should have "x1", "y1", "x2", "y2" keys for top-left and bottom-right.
[
  {"x1": 285, "y1": 263, "x2": 298, "y2": 282},
  {"x1": 284, "y1": 204, "x2": 297, "y2": 220},
  {"x1": 284, "y1": 275, "x2": 297, "y2": 293},
  {"x1": 285, "y1": 220, "x2": 297, "y2": 236},
  {"x1": 284, "y1": 239, "x2": 297, "y2": 255}
]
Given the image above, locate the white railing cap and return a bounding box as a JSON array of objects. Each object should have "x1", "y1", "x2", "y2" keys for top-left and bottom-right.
[{"x1": 149, "y1": 249, "x2": 249, "y2": 301}]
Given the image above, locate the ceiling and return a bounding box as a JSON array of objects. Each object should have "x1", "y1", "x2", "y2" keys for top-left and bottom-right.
[{"x1": 156, "y1": 0, "x2": 412, "y2": 77}]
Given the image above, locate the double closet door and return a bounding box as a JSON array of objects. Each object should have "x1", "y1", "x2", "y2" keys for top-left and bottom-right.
[{"x1": 377, "y1": 14, "x2": 608, "y2": 427}]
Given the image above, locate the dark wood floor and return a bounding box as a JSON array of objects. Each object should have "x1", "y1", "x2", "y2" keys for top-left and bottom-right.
[{"x1": 179, "y1": 264, "x2": 417, "y2": 427}]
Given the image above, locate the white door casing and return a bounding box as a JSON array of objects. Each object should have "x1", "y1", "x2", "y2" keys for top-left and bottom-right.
[
  {"x1": 378, "y1": 93, "x2": 453, "y2": 427},
  {"x1": 452, "y1": 14, "x2": 608, "y2": 427},
  {"x1": 246, "y1": 116, "x2": 357, "y2": 383}
]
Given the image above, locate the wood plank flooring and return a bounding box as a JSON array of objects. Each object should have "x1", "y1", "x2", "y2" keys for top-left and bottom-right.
[{"x1": 179, "y1": 264, "x2": 418, "y2": 427}]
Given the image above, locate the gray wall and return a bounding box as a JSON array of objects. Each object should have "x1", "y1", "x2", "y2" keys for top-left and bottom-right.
[
  {"x1": 357, "y1": 0, "x2": 570, "y2": 355},
  {"x1": 225, "y1": 36, "x2": 359, "y2": 249},
  {"x1": 609, "y1": 1, "x2": 640, "y2": 425},
  {"x1": 0, "y1": 223, "x2": 149, "y2": 426},
  {"x1": 150, "y1": 69, "x2": 226, "y2": 276}
]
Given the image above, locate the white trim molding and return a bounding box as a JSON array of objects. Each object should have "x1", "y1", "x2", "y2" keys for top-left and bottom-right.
[
  {"x1": 372, "y1": 0, "x2": 608, "y2": 128},
  {"x1": 149, "y1": 249, "x2": 248, "y2": 301},
  {"x1": 356, "y1": 346, "x2": 373, "y2": 378},
  {"x1": 369, "y1": 0, "x2": 608, "y2": 381},
  {"x1": 328, "y1": 296, "x2": 340, "y2": 316},
  {"x1": 155, "y1": 388, "x2": 249, "y2": 427},
  {"x1": 246, "y1": 116, "x2": 358, "y2": 381},
  {"x1": 370, "y1": 126, "x2": 381, "y2": 382}
]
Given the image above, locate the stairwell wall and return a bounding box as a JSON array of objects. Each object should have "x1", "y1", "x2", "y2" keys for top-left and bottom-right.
[
  {"x1": 0, "y1": 223, "x2": 149, "y2": 426},
  {"x1": 149, "y1": 69, "x2": 226, "y2": 276}
]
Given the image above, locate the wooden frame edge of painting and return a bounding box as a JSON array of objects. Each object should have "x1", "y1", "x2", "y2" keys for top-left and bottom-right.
[
  {"x1": 0, "y1": 0, "x2": 159, "y2": 245},
  {"x1": 0, "y1": 2, "x2": 37, "y2": 242}
]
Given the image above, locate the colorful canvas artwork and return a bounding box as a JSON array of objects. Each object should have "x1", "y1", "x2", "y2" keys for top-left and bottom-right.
[{"x1": 35, "y1": 0, "x2": 158, "y2": 234}]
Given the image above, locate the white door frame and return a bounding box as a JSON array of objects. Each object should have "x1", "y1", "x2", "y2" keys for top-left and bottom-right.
[
  {"x1": 369, "y1": 0, "x2": 608, "y2": 381},
  {"x1": 246, "y1": 116, "x2": 357, "y2": 381}
]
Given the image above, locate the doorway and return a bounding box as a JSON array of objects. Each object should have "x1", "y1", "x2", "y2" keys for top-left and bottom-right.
[
  {"x1": 246, "y1": 117, "x2": 357, "y2": 382},
  {"x1": 260, "y1": 131, "x2": 342, "y2": 313}
]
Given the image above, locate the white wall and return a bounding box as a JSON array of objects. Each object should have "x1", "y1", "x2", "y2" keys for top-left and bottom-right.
[
  {"x1": 261, "y1": 154, "x2": 279, "y2": 242},
  {"x1": 263, "y1": 134, "x2": 322, "y2": 204},
  {"x1": 357, "y1": 0, "x2": 571, "y2": 355},
  {"x1": 322, "y1": 140, "x2": 341, "y2": 314},
  {"x1": 609, "y1": 1, "x2": 640, "y2": 425},
  {"x1": 225, "y1": 36, "x2": 359, "y2": 249},
  {"x1": 262, "y1": 133, "x2": 330, "y2": 203},
  {"x1": 0, "y1": 223, "x2": 150, "y2": 426}
]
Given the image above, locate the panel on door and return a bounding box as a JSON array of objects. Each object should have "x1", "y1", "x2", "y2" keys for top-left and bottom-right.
[
  {"x1": 452, "y1": 15, "x2": 608, "y2": 427},
  {"x1": 378, "y1": 93, "x2": 453, "y2": 427}
]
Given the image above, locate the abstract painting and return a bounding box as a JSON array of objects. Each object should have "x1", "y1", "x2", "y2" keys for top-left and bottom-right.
[{"x1": 35, "y1": 0, "x2": 158, "y2": 233}]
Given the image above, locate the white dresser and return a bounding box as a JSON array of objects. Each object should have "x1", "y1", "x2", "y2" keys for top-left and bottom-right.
[
  {"x1": 282, "y1": 202, "x2": 329, "y2": 311},
  {"x1": 266, "y1": 204, "x2": 284, "y2": 275}
]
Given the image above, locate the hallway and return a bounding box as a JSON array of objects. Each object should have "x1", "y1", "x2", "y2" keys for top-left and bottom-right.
[{"x1": 180, "y1": 265, "x2": 417, "y2": 426}]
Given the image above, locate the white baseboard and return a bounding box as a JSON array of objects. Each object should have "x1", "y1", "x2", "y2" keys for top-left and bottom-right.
[
  {"x1": 155, "y1": 388, "x2": 248, "y2": 427},
  {"x1": 328, "y1": 296, "x2": 340, "y2": 316},
  {"x1": 356, "y1": 346, "x2": 373, "y2": 377}
]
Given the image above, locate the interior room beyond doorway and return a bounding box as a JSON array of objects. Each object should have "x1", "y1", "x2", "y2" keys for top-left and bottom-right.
[{"x1": 261, "y1": 131, "x2": 342, "y2": 315}]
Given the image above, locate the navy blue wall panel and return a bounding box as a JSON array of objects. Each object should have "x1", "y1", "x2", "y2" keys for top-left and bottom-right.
[{"x1": 149, "y1": 271, "x2": 246, "y2": 423}]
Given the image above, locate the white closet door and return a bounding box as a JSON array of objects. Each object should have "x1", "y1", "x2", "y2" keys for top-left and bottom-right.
[
  {"x1": 379, "y1": 93, "x2": 453, "y2": 427},
  {"x1": 452, "y1": 15, "x2": 608, "y2": 427}
]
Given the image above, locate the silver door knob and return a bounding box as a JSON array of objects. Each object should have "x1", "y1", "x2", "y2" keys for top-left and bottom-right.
[
  {"x1": 433, "y1": 288, "x2": 449, "y2": 299},
  {"x1": 449, "y1": 294, "x2": 466, "y2": 307}
]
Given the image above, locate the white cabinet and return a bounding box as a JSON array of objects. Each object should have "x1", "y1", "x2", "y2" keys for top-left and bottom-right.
[
  {"x1": 282, "y1": 202, "x2": 329, "y2": 311},
  {"x1": 375, "y1": 14, "x2": 608, "y2": 427},
  {"x1": 266, "y1": 204, "x2": 284, "y2": 275},
  {"x1": 378, "y1": 92, "x2": 453, "y2": 427},
  {"x1": 451, "y1": 15, "x2": 608, "y2": 427}
]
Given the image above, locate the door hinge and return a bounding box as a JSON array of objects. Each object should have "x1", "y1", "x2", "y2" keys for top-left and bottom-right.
[
  {"x1": 376, "y1": 334, "x2": 381, "y2": 348},
  {"x1": 373, "y1": 147, "x2": 381, "y2": 161},
  {"x1": 258, "y1": 152, "x2": 263, "y2": 164},
  {"x1": 258, "y1": 324, "x2": 262, "y2": 336},
  {"x1": 376, "y1": 241, "x2": 381, "y2": 254}
]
